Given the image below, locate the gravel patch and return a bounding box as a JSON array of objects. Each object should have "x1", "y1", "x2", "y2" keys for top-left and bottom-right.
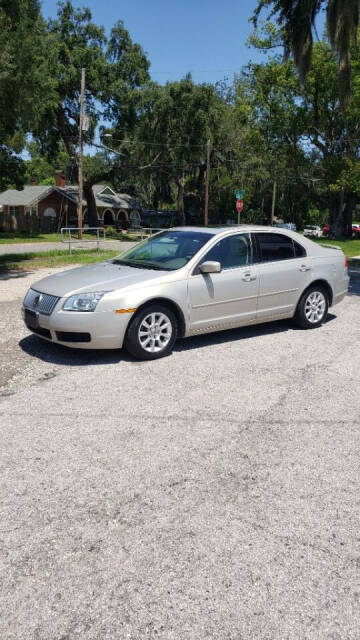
[
  {"x1": 0, "y1": 266, "x2": 79, "y2": 303},
  {"x1": 0, "y1": 272, "x2": 359, "y2": 639}
]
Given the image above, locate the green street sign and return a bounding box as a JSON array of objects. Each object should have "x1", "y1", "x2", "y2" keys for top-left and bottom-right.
[{"x1": 235, "y1": 189, "x2": 245, "y2": 199}]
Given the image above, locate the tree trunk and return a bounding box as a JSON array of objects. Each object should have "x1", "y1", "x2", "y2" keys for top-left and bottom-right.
[
  {"x1": 343, "y1": 193, "x2": 357, "y2": 236},
  {"x1": 329, "y1": 190, "x2": 345, "y2": 238},
  {"x1": 83, "y1": 183, "x2": 99, "y2": 227},
  {"x1": 271, "y1": 180, "x2": 277, "y2": 224},
  {"x1": 177, "y1": 174, "x2": 185, "y2": 225},
  {"x1": 329, "y1": 190, "x2": 357, "y2": 238}
]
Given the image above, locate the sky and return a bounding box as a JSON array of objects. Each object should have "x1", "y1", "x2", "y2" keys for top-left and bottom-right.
[{"x1": 41, "y1": 0, "x2": 270, "y2": 85}]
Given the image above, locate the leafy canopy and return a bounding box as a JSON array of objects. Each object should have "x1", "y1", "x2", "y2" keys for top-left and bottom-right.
[{"x1": 253, "y1": 0, "x2": 360, "y2": 102}]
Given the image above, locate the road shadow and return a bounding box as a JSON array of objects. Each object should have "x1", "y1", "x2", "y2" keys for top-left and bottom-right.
[
  {"x1": 0, "y1": 269, "x2": 35, "y2": 280},
  {"x1": 19, "y1": 335, "x2": 133, "y2": 366},
  {"x1": 19, "y1": 312, "x2": 339, "y2": 365},
  {"x1": 174, "y1": 313, "x2": 338, "y2": 353}
]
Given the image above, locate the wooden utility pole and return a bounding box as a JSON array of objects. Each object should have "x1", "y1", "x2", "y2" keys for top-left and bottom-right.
[
  {"x1": 204, "y1": 139, "x2": 211, "y2": 226},
  {"x1": 271, "y1": 179, "x2": 277, "y2": 225},
  {"x1": 77, "y1": 68, "x2": 86, "y2": 239}
]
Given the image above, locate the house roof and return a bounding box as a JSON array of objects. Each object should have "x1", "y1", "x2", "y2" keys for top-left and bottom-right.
[
  {"x1": 0, "y1": 186, "x2": 52, "y2": 206},
  {"x1": 91, "y1": 185, "x2": 141, "y2": 210},
  {"x1": 0, "y1": 184, "x2": 141, "y2": 210},
  {"x1": 59, "y1": 184, "x2": 141, "y2": 210},
  {"x1": 58, "y1": 186, "x2": 86, "y2": 206}
]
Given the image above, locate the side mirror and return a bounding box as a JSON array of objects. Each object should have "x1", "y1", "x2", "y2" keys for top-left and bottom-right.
[{"x1": 199, "y1": 261, "x2": 221, "y2": 274}]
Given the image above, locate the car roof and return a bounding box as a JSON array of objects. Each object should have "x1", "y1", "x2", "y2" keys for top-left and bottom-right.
[
  {"x1": 170, "y1": 225, "x2": 278, "y2": 235},
  {"x1": 169, "y1": 225, "x2": 325, "y2": 255}
]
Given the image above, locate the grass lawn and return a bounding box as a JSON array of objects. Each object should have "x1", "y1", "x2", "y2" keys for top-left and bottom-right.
[
  {"x1": 0, "y1": 249, "x2": 119, "y2": 271},
  {"x1": 0, "y1": 230, "x2": 138, "y2": 244},
  {"x1": 311, "y1": 237, "x2": 360, "y2": 258},
  {"x1": 0, "y1": 232, "x2": 63, "y2": 243}
]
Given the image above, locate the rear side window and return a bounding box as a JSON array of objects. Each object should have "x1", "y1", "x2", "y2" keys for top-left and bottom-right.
[
  {"x1": 255, "y1": 233, "x2": 295, "y2": 262},
  {"x1": 294, "y1": 240, "x2": 306, "y2": 257}
]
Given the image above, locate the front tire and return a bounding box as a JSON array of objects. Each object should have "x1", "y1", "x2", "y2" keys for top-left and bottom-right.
[
  {"x1": 124, "y1": 304, "x2": 178, "y2": 360},
  {"x1": 294, "y1": 285, "x2": 329, "y2": 329}
]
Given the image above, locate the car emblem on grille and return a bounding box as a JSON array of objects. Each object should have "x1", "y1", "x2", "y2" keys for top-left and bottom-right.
[{"x1": 33, "y1": 294, "x2": 42, "y2": 308}]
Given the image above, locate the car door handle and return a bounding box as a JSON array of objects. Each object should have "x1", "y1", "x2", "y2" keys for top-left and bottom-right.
[
  {"x1": 299, "y1": 265, "x2": 311, "y2": 272},
  {"x1": 242, "y1": 272, "x2": 257, "y2": 282}
]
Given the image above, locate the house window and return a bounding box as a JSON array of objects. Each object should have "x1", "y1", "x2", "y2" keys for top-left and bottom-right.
[
  {"x1": 43, "y1": 207, "x2": 57, "y2": 218},
  {"x1": 25, "y1": 207, "x2": 37, "y2": 216},
  {"x1": 9, "y1": 207, "x2": 19, "y2": 216}
]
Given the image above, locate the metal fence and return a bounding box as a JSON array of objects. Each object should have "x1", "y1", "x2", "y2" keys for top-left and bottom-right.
[
  {"x1": 60, "y1": 227, "x2": 106, "y2": 253},
  {"x1": 127, "y1": 227, "x2": 166, "y2": 239}
]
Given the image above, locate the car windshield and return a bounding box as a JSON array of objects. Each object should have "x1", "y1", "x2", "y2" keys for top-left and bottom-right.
[{"x1": 112, "y1": 230, "x2": 213, "y2": 271}]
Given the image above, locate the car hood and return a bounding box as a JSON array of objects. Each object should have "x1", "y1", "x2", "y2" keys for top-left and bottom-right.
[{"x1": 31, "y1": 262, "x2": 172, "y2": 297}]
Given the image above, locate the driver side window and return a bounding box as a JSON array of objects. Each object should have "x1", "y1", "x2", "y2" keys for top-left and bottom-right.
[{"x1": 197, "y1": 233, "x2": 252, "y2": 272}]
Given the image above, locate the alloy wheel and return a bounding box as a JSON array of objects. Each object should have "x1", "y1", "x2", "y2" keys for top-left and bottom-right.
[
  {"x1": 138, "y1": 312, "x2": 172, "y2": 353},
  {"x1": 304, "y1": 291, "x2": 326, "y2": 324}
]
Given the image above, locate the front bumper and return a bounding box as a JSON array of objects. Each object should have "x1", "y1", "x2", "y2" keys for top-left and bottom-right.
[{"x1": 22, "y1": 303, "x2": 134, "y2": 349}]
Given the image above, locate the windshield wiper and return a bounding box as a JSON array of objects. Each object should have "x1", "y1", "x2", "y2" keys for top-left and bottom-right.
[{"x1": 112, "y1": 259, "x2": 166, "y2": 271}]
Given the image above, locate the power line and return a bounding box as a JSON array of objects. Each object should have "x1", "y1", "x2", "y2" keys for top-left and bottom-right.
[
  {"x1": 95, "y1": 136, "x2": 213, "y2": 150},
  {"x1": 150, "y1": 68, "x2": 240, "y2": 75}
]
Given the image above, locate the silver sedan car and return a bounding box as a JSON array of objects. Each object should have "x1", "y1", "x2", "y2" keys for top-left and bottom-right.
[{"x1": 22, "y1": 226, "x2": 349, "y2": 360}]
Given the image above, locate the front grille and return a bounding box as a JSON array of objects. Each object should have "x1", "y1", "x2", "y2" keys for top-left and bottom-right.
[{"x1": 24, "y1": 288, "x2": 59, "y2": 315}]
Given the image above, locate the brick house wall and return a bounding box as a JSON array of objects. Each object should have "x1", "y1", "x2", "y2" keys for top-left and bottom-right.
[
  {"x1": 98, "y1": 207, "x2": 129, "y2": 227},
  {"x1": 0, "y1": 205, "x2": 33, "y2": 232},
  {"x1": 0, "y1": 191, "x2": 77, "y2": 232},
  {"x1": 38, "y1": 192, "x2": 77, "y2": 229},
  {"x1": 0, "y1": 186, "x2": 133, "y2": 232}
]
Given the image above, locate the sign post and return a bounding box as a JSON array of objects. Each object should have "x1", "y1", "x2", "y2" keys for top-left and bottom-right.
[
  {"x1": 235, "y1": 189, "x2": 245, "y2": 225},
  {"x1": 235, "y1": 189, "x2": 245, "y2": 200},
  {"x1": 236, "y1": 199, "x2": 243, "y2": 225}
]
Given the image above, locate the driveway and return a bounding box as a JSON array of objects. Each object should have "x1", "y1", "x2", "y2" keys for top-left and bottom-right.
[{"x1": 0, "y1": 268, "x2": 359, "y2": 639}]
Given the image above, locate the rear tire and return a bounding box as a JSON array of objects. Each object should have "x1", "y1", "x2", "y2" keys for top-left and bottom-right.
[
  {"x1": 124, "y1": 304, "x2": 178, "y2": 360},
  {"x1": 294, "y1": 285, "x2": 329, "y2": 329}
]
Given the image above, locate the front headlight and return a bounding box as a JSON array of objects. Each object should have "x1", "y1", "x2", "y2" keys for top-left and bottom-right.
[{"x1": 63, "y1": 291, "x2": 107, "y2": 312}]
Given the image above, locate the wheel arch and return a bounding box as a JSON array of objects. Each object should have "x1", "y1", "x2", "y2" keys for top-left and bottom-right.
[
  {"x1": 129, "y1": 297, "x2": 186, "y2": 337},
  {"x1": 299, "y1": 279, "x2": 334, "y2": 307}
]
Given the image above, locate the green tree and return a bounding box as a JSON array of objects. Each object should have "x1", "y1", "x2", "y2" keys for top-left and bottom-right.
[
  {"x1": 253, "y1": 0, "x2": 359, "y2": 103},
  {"x1": 235, "y1": 36, "x2": 360, "y2": 235},
  {"x1": 0, "y1": 147, "x2": 25, "y2": 191},
  {"x1": 0, "y1": 0, "x2": 53, "y2": 145},
  {"x1": 24, "y1": 141, "x2": 73, "y2": 185},
  {"x1": 0, "y1": 0, "x2": 55, "y2": 191},
  {"x1": 107, "y1": 76, "x2": 228, "y2": 224},
  {"x1": 33, "y1": 1, "x2": 150, "y2": 223}
]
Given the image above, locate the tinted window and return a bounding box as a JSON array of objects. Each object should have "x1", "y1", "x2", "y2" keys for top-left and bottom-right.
[
  {"x1": 200, "y1": 233, "x2": 251, "y2": 270},
  {"x1": 255, "y1": 233, "x2": 294, "y2": 262},
  {"x1": 294, "y1": 240, "x2": 306, "y2": 257}
]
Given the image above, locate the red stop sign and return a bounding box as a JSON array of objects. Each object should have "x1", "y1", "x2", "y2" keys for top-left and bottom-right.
[{"x1": 236, "y1": 199, "x2": 243, "y2": 212}]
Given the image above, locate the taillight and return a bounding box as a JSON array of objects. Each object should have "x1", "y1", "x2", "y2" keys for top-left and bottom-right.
[{"x1": 345, "y1": 257, "x2": 349, "y2": 269}]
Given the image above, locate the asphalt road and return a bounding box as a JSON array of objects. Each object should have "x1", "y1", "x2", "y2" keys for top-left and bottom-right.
[
  {"x1": 0, "y1": 270, "x2": 359, "y2": 639},
  {"x1": 0, "y1": 240, "x2": 132, "y2": 256}
]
